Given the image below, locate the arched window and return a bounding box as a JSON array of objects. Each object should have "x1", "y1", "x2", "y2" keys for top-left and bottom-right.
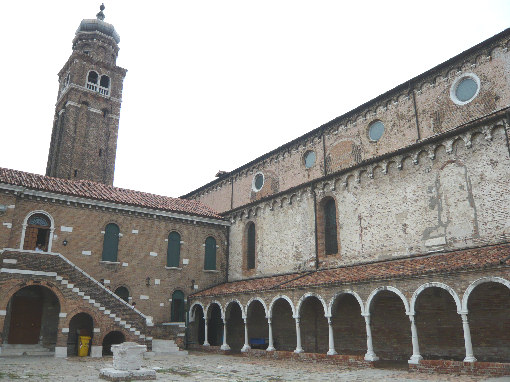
[
  {"x1": 102, "y1": 223, "x2": 119, "y2": 262},
  {"x1": 204, "y1": 237, "x2": 216, "y2": 270},
  {"x1": 324, "y1": 198, "x2": 338, "y2": 255},
  {"x1": 247, "y1": 222, "x2": 255, "y2": 270},
  {"x1": 99, "y1": 75, "x2": 110, "y2": 96},
  {"x1": 23, "y1": 213, "x2": 51, "y2": 251},
  {"x1": 114, "y1": 286, "x2": 130, "y2": 303},
  {"x1": 171, "y1": 290, "x2": 185, "y2": 322},
  {"x1": 167, "y1": 232, "x2": 181, "y2": 268},
  {"x1": 86, "y1": 71, "x2": 99, "y2": 91}
]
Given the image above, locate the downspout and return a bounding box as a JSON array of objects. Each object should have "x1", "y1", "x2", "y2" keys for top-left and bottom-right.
[
  {"x1": 410, "y1": 81, "x2": 421, "y2": 142},
  {"x1": 225, "y1": 225, "x2": 230, "y2": 282},
  {"x1": 230, "y1": 176, "x2": 234, "y2": 210},
  {"x1": 313, "y1": 185, "x2": 319, "y2": 270},
  {"x1": 504, "y1": 111, "x2": 510, "y2": 159},
  {"x1": 322, "y1": 132, "x2": 328, "y2": 176}
]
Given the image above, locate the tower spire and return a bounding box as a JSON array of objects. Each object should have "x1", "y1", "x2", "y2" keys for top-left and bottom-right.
[{"x1": 96, "y1": 3, "x2": 105, "y2": 21}]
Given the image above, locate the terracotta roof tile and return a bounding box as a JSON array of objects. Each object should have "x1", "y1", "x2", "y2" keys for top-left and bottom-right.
[
  {"x1": 0, "y1": 167, "x2": 223, "y2": 219},
  {"x1": 191, "y1": 244, "x2": 510, "y2": 297}
]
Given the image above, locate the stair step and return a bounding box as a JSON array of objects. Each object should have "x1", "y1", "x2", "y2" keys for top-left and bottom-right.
[{"x1": 1, "y1": 344, "x2": 54, "y2": 357}]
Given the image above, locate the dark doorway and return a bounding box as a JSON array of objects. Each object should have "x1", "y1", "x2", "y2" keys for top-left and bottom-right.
[
  {"x1": 114, "y1": 286, "x2": 130, "y2": 303},
  {"x1": 102, "y1": 331, "x2": 125, "y2": 356},
  {"x1": 67, "y1": 312, "x2": 94, "y2": 356},
  {"x1": 207, "y1": 304, "x2": 223, "y2": 346},
  {"x1": 171, "y1": 290, "x2": 185, "y2": 322},
  {"x1": 23, "y1": 214, "x2": 51, "y2": 251}
]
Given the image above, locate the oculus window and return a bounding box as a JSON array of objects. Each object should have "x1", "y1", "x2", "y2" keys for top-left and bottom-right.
[
  {"x1": 450, "y1": 73, "x2": 480, "y2": 105},
  {"x1": 252, "y1": 173, "x2": 264, "y2": 192}
]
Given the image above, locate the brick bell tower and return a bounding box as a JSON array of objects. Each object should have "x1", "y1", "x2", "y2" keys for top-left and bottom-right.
[{"x1": 46, "y1": 4, "x2": 127, "y2": 186}]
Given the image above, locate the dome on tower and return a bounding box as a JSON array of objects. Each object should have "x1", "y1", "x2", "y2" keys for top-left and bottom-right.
[{"x1": 76, "y1": 4, "x2": 120, "y2": 44}]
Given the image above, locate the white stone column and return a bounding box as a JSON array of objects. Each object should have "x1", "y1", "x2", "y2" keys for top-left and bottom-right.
[
  {"x1": 220, "y1": 319, "x2": 231, "y2": 351},
  {"x1": 241, "y1": 318, "x2": 251, "y2": 352},
  {"x1": 266, "y1": 317, "x2": 275, "y2": 351},
  {"x1": 408, "y1": 314, "x2": 423, "y2": 364},
  {"x1": 460, "y1": 313, "x2": 476, "y2": 362},
  {"x1": 294, "y1": 316, "x2": 304, "y2": 353},
  {"x1": 203, "y1": 318, "x2": 210, "y2": 346},
  {"x1": 363, "y1": 313, "x2": 379, "y2": 361},
  {"x1": 326, "y1": 316, "x2": 337, "y2": 355}
]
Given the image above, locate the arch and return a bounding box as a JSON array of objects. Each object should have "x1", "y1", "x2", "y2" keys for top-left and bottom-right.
[
  {"x1": 410, "y1": 282, "x2": 462, "y2": 314},
  {"x1": 205, "y1": 300, "x2": 224, "y2": 319},
  {"x1": 268, "y1": 295, "x2": 296, "y2": 318},
  {"x1": 171, "y1": 290, "x2": 185, "y2": 322},
  {"x1": 0, "y1": 280, "x2": 68, "y2": 314},
  {"x1": 113, "y1": 286, "x2": 130, "y2": 303},
  {"x1": 20, "y1": 210, "x2": 55, "y2": 252},
  {"x1": 101, "y1": 223, "x2": 119, "y2": 262},
  {"x1": 366, "y1": 286, "x2": 410, "y2": 314},
  {"x1": 100, "y1": 75, "x2": 110, "y2": 88},
  {"x1": 296, "y1": 292, "x2": 328, "y2": 318},
  {"x1": 204, "y1": 236, "x2": 217, "y2": 270},
  {"x1": 462, "y1": 276, "x2": 510, "y2": 312},
  {"x1": 224, "y1": 299, "x2": 245, "y2": 319},
  {"x1": 67, "y1": 312, "x2": 94, "y2": 356},
  {"x1": 246, "y1": 297, "x2": 268, "y2": 318},
  {"x1": 87, "y1": 70, "x2": 99, "y2": 84},
  {"x1": 166, "y1": 231, "x2": 181, "y2": 267},
  {"x1": 328, "y1": 290, "x2": 365, "y2": 316},
  {"x1": 102, "y1": 331, "x2": 125, "y2": 356},
  {"x1": 189, "y1": 301, "x2": 206, "y2": 322}
]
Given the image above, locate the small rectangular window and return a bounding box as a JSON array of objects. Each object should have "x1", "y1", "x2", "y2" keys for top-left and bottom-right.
[{"x1": 74, "y1": 170, "x2": 78, "y2": 177}]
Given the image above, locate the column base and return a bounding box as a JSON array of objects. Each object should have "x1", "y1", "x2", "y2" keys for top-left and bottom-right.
[
  {"x1": 364, "y1": 352, "x2": 379, "y2": 361},
  {"x1": 464, "y1": 356, "x2": 477, "y2": 363},
  {"x1": 266, "y1": 346, "x2": 275, "y2": 352},
  {"x1": 202, "y1": 342, "x2": 210, "y2": 347},
  {"x1": 90, "y1": 345, "x2": 102, "y2": 358},
  {"x1": 408, "y1": 354, "x2": 423, "y2": 364},
  {"x1": 241, "y1": 345, "x2": 251, "y2": 352},
  {"x1": 220, "y1": 344, "x2": 231, "y2": 351},
  {"x1": 327, "y1": 349, "x2": 337, "y2": 356},
  {"x1": 54, "y1": 347, "x2": 67, "y2": 358},
  {"x1": 294, "y1": 348, "x2": 304, "y2": 354}
]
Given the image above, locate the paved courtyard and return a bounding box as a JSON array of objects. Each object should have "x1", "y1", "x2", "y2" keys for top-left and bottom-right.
[{"x1": 1, "y1": 352, "x2": 510, "y2": 381}]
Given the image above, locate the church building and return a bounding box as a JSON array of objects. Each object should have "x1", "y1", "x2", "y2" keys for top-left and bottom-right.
[{"x1": 1, "y1": 5, "x2": 510, "y2": 375}]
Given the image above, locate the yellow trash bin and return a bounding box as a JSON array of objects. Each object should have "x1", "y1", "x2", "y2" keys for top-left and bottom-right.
[{"x1": 78, "y1": 336, "x2": 91, "y2": 357}]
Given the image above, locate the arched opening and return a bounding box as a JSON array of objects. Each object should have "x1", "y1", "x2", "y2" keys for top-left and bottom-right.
[
  {"x1": 23, "y1": 213, "x2": 51, "y2": 251},
  {"x1": 207, "y1": 304, "x2": 222, "y2": 346},
  {"x1": 246, "y1": 222, "x2": 255, "y2": 270},
  {"x1": 331, "y1": 294, "x2": 365, "y2": 355},
  {"x1": 167, "y1": 232, "x2": 181, "y2": 267},
  {"x1": 299, "y1": 296, "x2": 328, "y2": 353},
  {"x1": 102, "y1": 223, "x2": 119, "y2": 262},
  {"x1": 171, "y1": 290, "x2": 185, "y2": 322},
  {"x1": 370, "y1": 290, "x2": 411, "y2": 360},
  {"x1": 468, "y1": 282, "x2": 510, "y2": 362},
  {"x1": 4, "y1": 285, "x2": 60, "y2": 349},
  {"x1": 86, "y1": 71, "x2": 99, "y2": 91},
  {"x1": 246, "y1": 300, "x2": 268, "y2": 349},
  {"x1": 67, "y1": 312, "x2": 94, "y2": 356},
  {"x1": 102, "y1": 331, "x2": 125, "y2": 356},
  {"x1": 100, "y1": 75, "x2": 110, "y2": 88},
  {"x1": 114, "y1": 286, "x2": 130, "y2": 303},
  {"x1": 225, "y1": 302, "x2": 244, "y2": 352},
  {"x1": 415, "y1": 287, "x2": 464, "y2": 360},
  {"x1": 204, "y1": 237, "x2": 216, "y2": 270},
  {"x1": 189, "y1": 305, "x2": 205, "y2": 345},
  {"x1": 271, "y1": 298, "x2": 296, "y2": 351}
]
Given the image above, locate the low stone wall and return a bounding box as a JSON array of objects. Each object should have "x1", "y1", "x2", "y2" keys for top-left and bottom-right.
[{"x1": 409, "y1": 360, "x2": 510, "y2": 376}]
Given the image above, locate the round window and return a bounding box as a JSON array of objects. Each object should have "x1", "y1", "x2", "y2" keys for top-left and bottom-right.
[
  {"x1": 368, "y1": 120, "x2": 384, "y2": 142},
  {"x1": 450, "y1": 73, "x2": 480, "y2": 105},
  {"x1": 252, "y1": 173, "x2": 264, "y2": 192},
  {"x1": 304, "y1": 151, "x2": 316, "y2": 168}
]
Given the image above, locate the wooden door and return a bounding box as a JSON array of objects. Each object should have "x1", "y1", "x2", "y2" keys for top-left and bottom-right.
[
  {"x1": 23, "y1": 227, "x2": 39, "y2": 250},
  {"x1": 8, "y1": 296, "x2": 43, "y2": 344}
]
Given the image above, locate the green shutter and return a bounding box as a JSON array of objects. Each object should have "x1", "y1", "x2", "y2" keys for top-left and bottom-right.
[
  {"x1": 102, "y1": 223, "x2": 119, "y2": 262},
  {"x1": 167, "y1": 232, "x2": 181, "y2": 267},
  {"x1": 171, "y1": 290, "x2": 185, "y2": 322},
  {"x1": 204, "y1": 237, "x2": 216, "y2": 270}
]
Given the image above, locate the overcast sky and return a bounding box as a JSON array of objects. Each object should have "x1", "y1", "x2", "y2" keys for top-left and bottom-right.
[{"x1": 1, "y1": 1, "x2": 509, "y2": 198}]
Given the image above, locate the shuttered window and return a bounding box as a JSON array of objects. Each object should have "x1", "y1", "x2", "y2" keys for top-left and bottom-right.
[
  {"x1": 204, "y1": 237, "x2": 216, "y2": 270},
  {"x1": 247, "y1": 223, "x2": 255, "y2": 269},
  {"x1": 171, "y1": 290, "x2": 185, "y2": 322},
  {"x1": 324, "y1": 199, "x2": 338, "y2": 255},
  {"x1": 102, "y1": 223, "x2": 119, "y2": 262},
  {"x1": 167, "y1": 232, "x2": 181, "y2": 267}
]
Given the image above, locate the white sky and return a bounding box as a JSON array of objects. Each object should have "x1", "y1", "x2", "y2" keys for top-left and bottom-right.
[{"x1": 1, "y1": 1, "x2": 509, "y2": 198}]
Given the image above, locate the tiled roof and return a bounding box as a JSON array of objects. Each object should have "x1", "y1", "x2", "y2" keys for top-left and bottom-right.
[
  {"x1": 0, "y1": 167, "x2": 223, "y2": 219},
  {"x1": 191, "y1": 244, "x2": 510, "y2": 297}
]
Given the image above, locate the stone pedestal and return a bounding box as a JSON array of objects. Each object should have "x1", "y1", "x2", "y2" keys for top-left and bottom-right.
[{"x1": 100, "y1": 342, "x2": 156, "y2": 381}]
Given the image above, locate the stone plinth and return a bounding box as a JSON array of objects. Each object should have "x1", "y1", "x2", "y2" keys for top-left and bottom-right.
[{"x1": 100, "y1": 342, "x2": 156, "y2": 381}]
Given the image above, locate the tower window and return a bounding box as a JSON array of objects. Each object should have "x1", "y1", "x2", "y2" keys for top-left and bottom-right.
[
  {"x1": 99, "y1": 149, "x2": 102, "y2": 157},
  {"x1": 74, "y1": 170, "x2": 78, "y2": 178},
  {"x1": 99, "y1": 75, "x2": 110, "y2": 96},
  {"x1": 87, "y1": 71, "x2": 99, "y2": 91}
]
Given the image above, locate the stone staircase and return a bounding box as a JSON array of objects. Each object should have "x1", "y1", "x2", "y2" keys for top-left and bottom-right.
[
  {"x1": 1, "y1": 344, "x2": 54, "y2": 357},
  {"x1": 151, "y1": 339, "x2": 187, "y2": 355},
  {"x1": 0, "y1": 249, "x2": 153, "y2": 346}
]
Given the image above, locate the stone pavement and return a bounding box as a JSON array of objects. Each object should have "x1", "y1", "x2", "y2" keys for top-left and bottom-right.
[{"x1": 0, "y1": 352, "x2": 509, "y2": 381}]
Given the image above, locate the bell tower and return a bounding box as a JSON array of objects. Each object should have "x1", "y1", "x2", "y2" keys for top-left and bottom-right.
[{"x1": 46, "y1": 4, "x2": 127, "y2": 186}]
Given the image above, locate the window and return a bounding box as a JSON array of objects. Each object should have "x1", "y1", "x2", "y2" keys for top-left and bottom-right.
[
  {"x1": 23, "y1": 213, "x2": 51, "y2": 251},
  {"x1": 324, "y1": 199, "x2": 338, "y2": 255},
  {"x1": 252, "y1": 173, "x2": 264, "y2": 192},
  {"x1": 171, "y1": 290, "x2": 185, "y2": 322},
  {"x1": 304, "y1": 150, "x2": 316, "y2": 168},
  {"x1": 204, "y1": 236, "x2": 216, "y2": 270},
  {"x1": 247, "y1": 222, "x2": 256, "y2": 270},
  {"x1": 99, "y1": 75, "x2": 110, "y2": 96},
  {"x1": 167, "y1": 231, "x2": 181, "y2": 267},
  {"x1": 114, "y1": 286, "x2": 130, "y2": 303},
  {"x1": 450, "y1": 73, "x2": 480, "y2": 105},
  {"x1": 368, "y1": 120, "x2": 384, "y2": 142},
  {"x1": 87, "y1": 71, "x2": 99, "y2": 91},
  {"x1": 102, "y1": 223, "x2": 119, "y2": 262}
]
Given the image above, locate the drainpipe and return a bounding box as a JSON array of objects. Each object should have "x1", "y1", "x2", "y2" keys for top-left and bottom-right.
[
  {"x1": 410, "y1": 81, "x2": 421, "y2": 142},
  {"x1": 225, "y1": 226, "x2": 230, "y2": 282},
  {"x1": 313, "y1": 185, "x2": 319, "y2": 270},
  {"x1": 504, "y1": 111, "x2": 510, "y2": 159}
]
